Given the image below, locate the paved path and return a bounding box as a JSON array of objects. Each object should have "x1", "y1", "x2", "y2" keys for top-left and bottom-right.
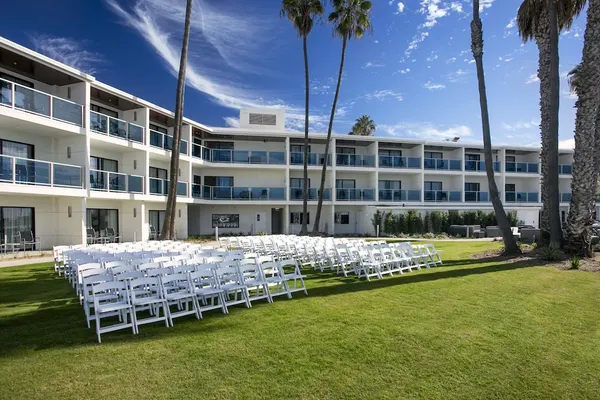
[{"x1": 0, "y1": 256, "x2": 53, "y2": 268}]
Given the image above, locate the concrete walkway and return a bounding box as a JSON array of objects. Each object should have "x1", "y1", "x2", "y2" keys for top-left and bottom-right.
[{"x1": 0, "y1": 256, "x2": 53, "y2": 268}]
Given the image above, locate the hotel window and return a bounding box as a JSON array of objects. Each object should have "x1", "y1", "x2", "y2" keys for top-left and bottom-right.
[
  {"x1": 465, "y1": 153, "x2": 481, "y2": 161},
  {"x1": 86, "y1": 209, "x2": 118, "y2": 234},
  {"x1": 379, "y1": 180, "x2": 401, "y2": 190},
  {"x1": 90, "y1": 156, "x2": 118, "y2": 172},
  {"x1": 149, "y1": 167, "x2": 168, "y2": 180},
  {"x1": 465, "y1": 182, "x2": 480, "y2": 192},
  {"x1": 0, "y1": 207, "x2": 34, "y2": 244},
  {"x1": 505, "y1": 183, "x2": 516, "y2": 192},
  {"x1": 424, "y1": 181, "x2": 442, "y2": 191},
  {"x1": 149, "y1": 124, "x2": 168, "y2": 134},
  {"x1": 204, "y1": 176, "x2": 234, "y2": 187},
  {"x1": 335, "y1": 212, "x2": 350, "y2": 225},
  {"x1": 424, "y1": 151, "x2": 443, "y2": 159},
  {"x1": 290, "y1": 144, "x2": 310, "y2": 153},
  {"x1": 290, "y1": 178, "x2": 309, "y2": 188},
  {"x1": 379, "y1": 149, "x2": 402, "y2": 157},
  {"x1": 506, "y1": 155, "x2": 516, "y2": 162},
  {"x1": 90, "y1": 104, "x2": 118, "y2": 118},
  {"x1": 290, "y1": 212, "x2": 309, "y2": 224},
  {"x1": 336, "y1": 179, "x2": 356, "y2": 189},
  {"x1": 205, "y1": 141, "x2": 234, "y2": 150},
  {"x1": 0, "y1": 72, "x2": 34, "y2": 88},
  {"x1": 0, "y1": 139, "x2": 34, "y2": 159},
  {"x1": 336, "y1": 147, "x2": 356, "y2": 154}
]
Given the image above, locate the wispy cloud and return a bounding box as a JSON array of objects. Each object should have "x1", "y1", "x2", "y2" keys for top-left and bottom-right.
[
  {"x1": 379, "y1": 121, "x2": 472, "y2": 139},
  {"x1": 446, "y1": 57, "x2": 457, "y2": 63},
  {"x1": 29, "y1": 35, "x2": 104, "y2": 74},
  {"x1": 223, "y1": 116, "x2": 240, "y2": 128},
  {"x1": 399, "y1": 68, "x2": 411, "y2": 74},
  {"x1": 447, "y1": 68, "x2": 470, "y2": 83},
  {"x1": 363, "y1": 90, "x2": 403, "y2": 102},
  {"x1": 501, "y1": 120, "x2": 539, "y2": 131},
  {"x1": 363, "y1": 61, "x2": 385, "y2": 69},
  {"x1": 396, "y1": 2, "x2": 405, "y2": 14},
  {"x1": 423, "y1": 81, "x2": 445, "y2": 90},
  {"x1": 525, "y1": 73, "x2": 539, "y2": 84}
]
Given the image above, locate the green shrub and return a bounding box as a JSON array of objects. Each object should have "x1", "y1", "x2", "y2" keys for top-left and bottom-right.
[
  {"x1": 430, "y1": 210, "x2": 443, "y2": 233},
  {"x1": 423, "y1": 212, "x2": 431, "y2": 234},
  {"x1": 541, "y1": 247, "x2": 561, "y2": 262},
  {"x1": 507, "y1": 211, "x2": 519, "y2": 227},
  {"x1": 570, "y1": 256, "x2": 581, "y2": 270},
  {"x1": 372, "y1": 211, "x2": 384, "y2": 233}
]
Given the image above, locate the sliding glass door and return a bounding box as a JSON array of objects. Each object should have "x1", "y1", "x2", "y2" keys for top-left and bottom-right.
[
  {"x1": 86, "y1": 209, "x2": 119, "y2": 235},
  {"x1": 0, "y1": 207, "x2": 34, "y2": 244},
  {"x1": 149, "y1": 210, "x2": 165, "y2": 236}
]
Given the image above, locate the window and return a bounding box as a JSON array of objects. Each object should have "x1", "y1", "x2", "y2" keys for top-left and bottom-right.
[
  {"x1": 424, "y1": 181, "x2": 442, "y2": 191},
  {"x1": 379, "y1": 149, "x2": 402, "y2": 157},
  {"x1": 149, "y1": 124, "x2": 168, "y2": 134},
  {"x1": 206, "y1": 141, "x2": 234, "y2": 150},
  {"x1": 425, "y1": 151, "x2": 443, "y2": 159},
  {"x1": 336, "y1": 147, "x2": 356, "y2": 154},
  {"x1": 86, "y1": 209, "x2": 118, "y2": 234},
  {"x1": 90, "y1": 156, "x2": 118, "y2": 172},
  {"x1": 204, "y1": 176, "x2": 234, "y2": 187},
  {"x1": 379, "y1": 180, "x2": 401, "y2": 190},
  {"x1": 336, "y1": 179, "x2": 356, "y2": 189},
  {"x1": 465, "y1": 182, "x2": 480, "y2": 192},
  {"x1": 505, "y1": 183, "x2": 516, "y2": 192},
  {"x1": 0, "y1": 207, "x2": 34, "y2": 244},
  {"x1": 249, "y1": 113, "x2": 277, "y2": 126},
  {"x1": 149, "y1": 210, "x2": 166, "y2": 235},
  {"x1": 465, "y1": 153, "x2": 481, "y2": 161},
  {"x1": 506, "y1": 155, "x2": 516, "y2": 162},
  {"x1": 290, "y1": 178, "x2": 309, "y2": 188},
  {"x1": 290, "y1": 144, "x2": 310, "y2": 153},
  {"x1": 0, "y1": 73, "x2": 33, "y2": 88},
  {"x1": 149, "y1": 167, "x2": 168, "y2": 179},
  {"x1": 0, "y1": 139, "x2": 34, "y2": 159},
  {"x1": 290, "y1": 212, "x2": 309, "y2": 224},
  {"x1": 335, "y1": 212, "x2": 350, "y2": 225},
  {"x1": 90, "y1": 104, "x2": 118, "y2": 118},
  {"x1": 193, "y1": 175, "x2": 202, "y2": 185}
]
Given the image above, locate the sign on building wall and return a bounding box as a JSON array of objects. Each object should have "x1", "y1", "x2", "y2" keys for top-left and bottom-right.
[{"x1": 212, "y1": 214, "x2": 240, "y2": 228}]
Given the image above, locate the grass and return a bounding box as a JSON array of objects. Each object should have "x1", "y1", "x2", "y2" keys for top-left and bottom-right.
[{"x1": 1, "y1": 241, "x2": 600, "y2": 399}]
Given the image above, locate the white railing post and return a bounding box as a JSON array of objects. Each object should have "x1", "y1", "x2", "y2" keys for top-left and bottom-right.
[
  {"x1": 11, "y1": 157, "x2": 16, "y2": 184},
  {"x1": 10, "y1": 82, "x2": 15, "y2": 109},
  {"x1": 50, "y1": 161, "x2": 54, "y2": 187},
  {"x1": 49, "y1": 95, "x2": 53, "y2": 121}
]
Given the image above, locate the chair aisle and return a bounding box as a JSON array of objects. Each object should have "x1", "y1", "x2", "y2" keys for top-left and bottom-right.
[{"x1": 53, "y1": 236, "x2": 441, "y2": 343}]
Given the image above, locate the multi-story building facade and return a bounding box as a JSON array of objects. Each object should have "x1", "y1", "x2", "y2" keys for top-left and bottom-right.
[{"x1": 0, "y1": 37, "x2": 577, "y2": 248}]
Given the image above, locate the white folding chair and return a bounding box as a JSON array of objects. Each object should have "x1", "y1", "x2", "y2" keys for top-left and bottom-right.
[
  {"x1": 160, "y1": 273, "x2": 200, "y2": 326},
  {"x1": 278, "y1": 259, "x2": 308, "y2": 296},
  {"x1": 215, "y1": 266, "x2": 251, "y2": 309},
  {"x1": 239, "y1": 264, "x2": 272, "y2": 304},
  {"x1": 129, "y1": 277, "x2": 169, "y2": 332},
  {"x1": 92, "y1": 281, "x2": 136, "y2": 343},
  {"x1": 189, "y1": 268, "x2": 228, "y2": 314}
]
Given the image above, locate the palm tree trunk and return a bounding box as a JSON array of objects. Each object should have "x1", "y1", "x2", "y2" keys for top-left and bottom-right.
[
  {"x1": 313, "y1": 37, "x2": 347, "y2": 234},
  {"x1": 566, "y1": 0, "x2": 600, "y2": 256},
  {"x1": 546, "y1": 0, "x2": 562, "y2": 248},
  {"x1": 300, "y1": 35, "x2": 309, "y2": 235},
  {"x1": 160, "y1": 0, "x2": 193, "y2": 240},
  {"x1": 471, "y1": 0, "x2": 521, "y2": 256},
  {"x1": 535, "y1": 8, "x2": 552, "y2": 245}
]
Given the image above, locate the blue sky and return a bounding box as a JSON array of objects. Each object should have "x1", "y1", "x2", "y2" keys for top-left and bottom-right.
[{"x1": 0, "y1": 0, "x2": 586, "y2": 146}]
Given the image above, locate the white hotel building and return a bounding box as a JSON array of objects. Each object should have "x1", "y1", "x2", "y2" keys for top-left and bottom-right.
[{"x1": 0, "y1": 37, "x2": 577, "y2": 248}]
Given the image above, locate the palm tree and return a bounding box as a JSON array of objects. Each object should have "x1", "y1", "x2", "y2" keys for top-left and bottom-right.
[
  {"x1": 517, "y1": 0, "x2": 586, "y2": 249},
  {"x1": 565, "y1": 0, "x2": 600, "y2": 255},
  {"x1": 281, "y1": 0, "x2": 324, "y2": 235},
  {"x1": 471, "y1": 0, "x2": 521, "y2": 255},
  {"x1": 160, "y1": 0, "x2": 193, "y2": 240},
  {"x1": 349, "y1": 115, "x2": 376, "y2": 136},
  {"x1": 313, "y1": 0, "x2": 373, "y2": 233}
]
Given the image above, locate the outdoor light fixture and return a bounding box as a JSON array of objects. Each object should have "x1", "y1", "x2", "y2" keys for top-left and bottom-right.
[
  {"x1": 67, "y1": 147, "x2": 71, "y2": 158},
  {"x1": 133, "y1": 160, "x2": 137, "y2": 170},
  {"x1": 179, "y1": 209, "x2": 181, "y2": 218},
  {"x1": 133, "y1": 208, "x2": 137, "y2": 218},
  {"x1": 68, "y1": 206, "x2": 72, "y2": 218}
]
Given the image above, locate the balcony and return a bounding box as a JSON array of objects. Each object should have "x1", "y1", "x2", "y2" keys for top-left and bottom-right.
[
  {"x1": 505, "y1": 162, "x2": 539, "y2": 173},
  {"x1": 424, "y1": 190, "x2": 461, "y2": 202},
  {"x1": 290, "y1": 152, "x2": 331, "y2": 166},
  {"x1": 335, "y1": 188, "x2": 375, "y2": 201},
  {"x1": 559, "y1": 164, "x2": 572, "y2": 175},
  {"x1": 90, "y1": 111, "x2": 145, "y2": 144},
  {"x1": 191, "y1": 144, "x2": 211, "y2": 160},
  {"x1": 378, "y1": 156, "x2": 421, "y2": 169},
  {"x1": 505, "y1": 192, "x2": 539, "y2": 203},
  {"x1": 465, "y1": 160, "x2": 501, "y2": 172},
  {"x1": 201, "y1": 186, "x2": 285, "y2": 201},
  {"x1": 0, "y1": 155, "x2": 82, "y2": 188},
  {"x1": 464, "y1": 191, "x2": 489, "y2": 202},
  {"x1": 424, "y1": 158, "x2": 462, "y2": 171},
  {"x1": 289, "y1": 188, "x2": 331, "y2": 201},
  {"x1": 336, "y1": 154, "x2": 376, "y2": 167},
  {"x1": 378, "y1": 189, "x2": 421, "y2": 202},
  {"x1": 204, "y1": 149, "x2": 286, "y2": 165},
  {"x1": 0, "y1": 77, "x2": 84, "y2": 127},
  {"x1": 149, "y1": 178, "x2": 188, "y2": 197},
  {"x1": 90, "y1": 170, "x2": 144, "y2": 193},
  {"x1": 150, "y1": 130, "x2": 188, "y2": 155},
  {"x1": 561, "y1": 193, "x2": 572, "y2": 202}
]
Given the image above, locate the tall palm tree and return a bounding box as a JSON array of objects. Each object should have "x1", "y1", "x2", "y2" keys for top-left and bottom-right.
[
  {"x1": 471, "y1": 0, "x2": 521, "y2": 255},
  {"x1": 281, "y1": 0, "x2": 324, "y2": 235},
  {"x1": 349, "y1": 114, "x2": 376, "y2": 136},
  {"x1": 565, "y1": 0, "x2": 600, "y2": 255},
  {"x1": 517, "y1": 0, "x2": 586, "y2": 249},
  {"x1": 160, "y1": 0, "x2": 193, "y2": 240},
  {"x1": 313, "y1": 0, "x2": 373, "y2": 233}
]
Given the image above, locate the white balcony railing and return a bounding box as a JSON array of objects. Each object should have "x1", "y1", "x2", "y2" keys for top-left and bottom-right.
[{"x1": 0, "y1": 155, "x2": 83, "y2": 188}]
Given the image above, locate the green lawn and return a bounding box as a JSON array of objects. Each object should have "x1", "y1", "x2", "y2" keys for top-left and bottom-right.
[{"x1": 1, "y1": 241, "x2": 600, "y2": 400}]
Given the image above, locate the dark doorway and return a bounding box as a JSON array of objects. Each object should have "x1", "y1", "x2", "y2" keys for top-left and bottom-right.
[{"x1": 271, "y1": 208, "x2": 283, "y2": 234}]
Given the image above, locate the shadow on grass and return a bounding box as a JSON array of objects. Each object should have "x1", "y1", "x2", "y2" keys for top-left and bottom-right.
[{"x1": 0, "y1": 254, "x2": 544, "y2": 356}]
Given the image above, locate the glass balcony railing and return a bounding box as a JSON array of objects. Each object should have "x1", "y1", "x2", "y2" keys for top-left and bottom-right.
[
  {"x1": 505, "y1": 162, "x2": 539, "y2": 173},
  {"x1": 89, "y1": 169, "x2": 144, "y2": 193},
  {"x1": 464, "y1": 191, "x2": 489, "y2": 202},
  {"x1": 90, "y1": 111, "x2": 145, "y2": 144},
  {"x1": 505, "y1": 192, "x2": 539, "y2": 203},
  {"x1": 149, "y1": 178, "x2": 188, "y2": 197},
  {"x1": 289, "y1": 188, "x2": 331, "y2": 201},
  {"x1": 465, "y1": 160, "x2": 501, "y2": 172},
  {"x1": 203, "y1": 149, "x2": 286, "y2": 165},
  {"x1": 290, "y1": 152, "x2": 331, "y2": 166},
  {"x1": 424, "y1": 158, "x2": 462, "y2": 171},
  {"x1": 561, "y1": 193, "x2": 572, "y2": 202},
  {"x1": 335, "y1": 188, "x2": 375, "y2": 201},
  {"x1": 0, "y1": 155, "x2": 82, "y2": 188},
  {"x1": 0, "y1": 77, "x2": 84, "y2": 126},
  {"x1": 559, "y1": 164, "x2": 572, "y2": 175},
  {"x1": 201, "y1": 186, "x2": 286, "y2": 200},
  {"x1": 336, "y1": 154, "x2": 376, "y2": 167},
  {"x1": 424, "y1": 190, "x2": 462, "y2": 202},
  {"x1": 378, "y1": 156, "x2": 421, "y2": 169},
  {"x1": 378, "y1": 189, "x2": 421, "y2": 202},
  {"x1": 149, "y1": 130, "x2": 188, "y2": 155}
]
